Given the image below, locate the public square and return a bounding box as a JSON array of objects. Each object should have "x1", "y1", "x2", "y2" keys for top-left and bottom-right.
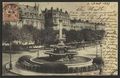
[
  {"x1": 2, "y1": 46, "x2": 98, "y2": 76},
  {"x1": 2, "y1": 2, "x2": 116, "y2": 76}
]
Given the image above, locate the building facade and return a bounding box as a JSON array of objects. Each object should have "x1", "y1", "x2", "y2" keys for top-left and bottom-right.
[
  {"x1": 18, "y1": 4, "x2": 45, "y2": 29},
  {"x1": 3, "y1": 3, "x2": 104, "y2": 31},
  {"x1": 70, "y1": 19, "x2": 105, "y2": 31},
  {"x1": 42, "y1": 7, "x2": 105, "y2": 31},
  {"x1": 42, "y1": 7, "x2": 71, "y2": 30},
  {"x1": 3, "y1": 3, "x2": 45, "y2": 30}
]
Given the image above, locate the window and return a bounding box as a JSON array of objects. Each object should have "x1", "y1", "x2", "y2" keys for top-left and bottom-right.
[{"x1": 53, "y1": 18, "x2": 57, "y2": 23}]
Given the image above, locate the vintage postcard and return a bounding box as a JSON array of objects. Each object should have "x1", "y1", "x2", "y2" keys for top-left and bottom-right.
[{"x1": 2, "y1": 2, "x2": 118, "y2": 76}]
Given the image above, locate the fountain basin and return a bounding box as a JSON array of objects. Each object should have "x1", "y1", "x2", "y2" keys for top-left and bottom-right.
[{"x1": 16, "y1": 55, "x2": 97, "y2": 73}]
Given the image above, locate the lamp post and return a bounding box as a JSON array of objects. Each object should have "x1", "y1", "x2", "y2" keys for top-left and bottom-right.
[
  {"x1": 96, "y1": 40, "x2": 98, "y2": 57},
  {"x1": 100, "y1": 42, "x2": 102, "y2": 58},
  {"x1": 8, "y1": 21, "x2": 12, "y2": 70},
  {"x1": 100, "y1": 42, "x2": 104, "y2": 75},
  {"x1": 9, "y1": 42, "x2": 12, "y2": 70},
  {"x1": 37, "y1": 49, "x2": 39, "y2": 57}
]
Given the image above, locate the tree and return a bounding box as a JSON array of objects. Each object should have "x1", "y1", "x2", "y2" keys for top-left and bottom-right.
[
  {"x1": 2, "y1": 23, "x2": 13, "y2": 43},
  {"x1": 44, "y1": 28, "x2": 56, "y2": 45},
  {"x1": 2, "y1": 23, "x2": 22, "y2": 42},
  {"x1": 21, "y1": 25, "x2": 45, "y2": 45},
  {"x1": 66, "y1": 30, "x2": 77, "y2": 43},
  {"x1": 31, "y1": 27, "x2": 41, "y2": 45},
  {"x1": 20, "y1": 25, "x2": 33, "y2": 43},
  {"x1": 11, "y1": 26, "x2": 21, "y2": 41},
  {"x1": 76, "y1": 30, "x2": 84, "y2": 42},
  {"x1": 2, "y1": 23, "x2": 24, "y2": 51}
]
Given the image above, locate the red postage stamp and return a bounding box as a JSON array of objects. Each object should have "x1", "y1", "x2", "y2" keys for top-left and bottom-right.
[{"x1": 2, "y1": 2, "x2": 20, "y2": 22}]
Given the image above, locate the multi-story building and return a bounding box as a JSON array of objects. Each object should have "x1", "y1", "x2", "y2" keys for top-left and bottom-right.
[
  {"x1": 70, "y1": 19, "x2": 105, "y2": 31},
  {"x1": 95, "y1": 23, "x2": 105, "y2": 30},
  {"x1": 18, "y1": 4, "x2": 45, "y2": 29},
  {"x1": 3, "y1": 3, "x2": 45, "y2": 30},
  {"x1": 42, "y1": 7, "x2": 71, "y2": 30},
  {"x1": 42, "y1": 7, "x2": 105, "y2": 31},
  {"x1": 3, "y1": 3, "x2": 104, "y2": 31}
]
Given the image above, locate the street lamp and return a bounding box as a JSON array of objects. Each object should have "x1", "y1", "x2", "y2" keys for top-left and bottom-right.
[
  {"x1": 96, "y1": 40, "x2": 98, "y2": 57},
  {"x1": 99, "y1": 41, "x2": 104, "y2": 75},
  {"x1": 37, "y1": 49, "x2": 39, "y2": 57},
  {"x1": 100, "y1": 42, "x2": 102, "y2": 58},
  {"x1": 9, "y1": 42, "x2": 12, "y2": 70}
]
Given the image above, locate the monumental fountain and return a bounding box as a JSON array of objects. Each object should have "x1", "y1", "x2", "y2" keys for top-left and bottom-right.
[{"x1": 13, "y1": 20, "x2": 100, "y2": 74}]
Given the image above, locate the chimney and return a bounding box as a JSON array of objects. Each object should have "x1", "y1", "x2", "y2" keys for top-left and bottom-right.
[
  {"x1": 45, "y1": 8, "x2": 47, "y2": 12},
  {"x1": 60, "y1": 9, "x2": 62, "y2": 12},
  {"x1": 57, "y1": 8, "x2": 59, "y2": 11},
  {"x1": 65, "y1": 11, "x2": 68, "y2": 14},
  {"x1": 34, "y1": 3, "x2": 37, "y2": 9},
  {"x1": 51, "y1": 7, "x2": 53, "y2": 10},
  {"x1": 26, "y1": 5, "x2": 28, "y2": 8}
]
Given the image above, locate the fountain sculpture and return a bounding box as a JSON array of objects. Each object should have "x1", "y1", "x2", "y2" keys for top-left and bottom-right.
[{"x1": 16, "y1": 19, "x2": 99, "y2": 74}]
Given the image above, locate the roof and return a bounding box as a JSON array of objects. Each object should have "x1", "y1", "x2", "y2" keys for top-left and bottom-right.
[
  {"x1": 19, "y1": 5, "x2": 37, "y2": 14},
  {"x1": 70, "y1": 19, "x2": 105, "y2": 25},
  {"x1": 42, "y1": 8, "x2": 69, "y2": 15}
]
